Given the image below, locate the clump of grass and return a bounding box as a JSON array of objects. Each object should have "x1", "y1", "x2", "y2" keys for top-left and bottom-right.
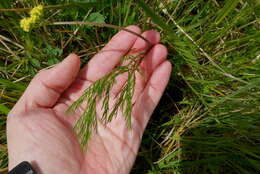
[{"x1": 133, "y1": 0, "x2": 260, "y2": 173}]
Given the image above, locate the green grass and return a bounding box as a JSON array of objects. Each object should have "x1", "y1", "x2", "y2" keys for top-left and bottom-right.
[{"x1": 1, "y1": 0, "x2": 260, "y2": 173}]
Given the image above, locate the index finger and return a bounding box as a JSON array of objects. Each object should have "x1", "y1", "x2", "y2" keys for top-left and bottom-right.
[{"x1": 79, "y1": 25, "x2": 141, "y2": 82}]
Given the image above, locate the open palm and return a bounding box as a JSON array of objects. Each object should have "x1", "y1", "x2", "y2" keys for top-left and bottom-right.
[{"x1": 7, "y1": 26, "x2": 172, "y2": 174}]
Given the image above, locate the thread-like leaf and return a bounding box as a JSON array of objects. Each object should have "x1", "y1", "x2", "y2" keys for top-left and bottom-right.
[{"x1": 66, "y1": 53, "x2": 144, "y2": 148}]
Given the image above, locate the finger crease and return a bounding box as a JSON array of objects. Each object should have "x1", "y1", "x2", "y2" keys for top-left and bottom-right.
[{"x1": 41, "y1": 80, "x2": 62, "y2": 94}]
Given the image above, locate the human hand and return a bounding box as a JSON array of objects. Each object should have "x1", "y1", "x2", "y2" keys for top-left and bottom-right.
[{"x1": 7, "y1": 26, "x2": 172, "y2": 174}]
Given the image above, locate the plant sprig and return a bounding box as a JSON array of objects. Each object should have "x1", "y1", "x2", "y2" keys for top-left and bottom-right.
[{"x1": 66, "y1": 53, "x2": 147, "y2": 148}]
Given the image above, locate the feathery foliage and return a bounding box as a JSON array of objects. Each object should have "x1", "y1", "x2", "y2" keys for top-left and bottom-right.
[{"x1": 67, "y1": 53, "x2": 145, "y2": 147}]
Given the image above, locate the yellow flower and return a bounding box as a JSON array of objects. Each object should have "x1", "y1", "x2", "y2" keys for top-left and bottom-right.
[
  {"x1": 30, "y1": 5, "x2": 44, "y2": 18},
  {"x1": 20, "y1": 18, "x2": 31, "y2": 32},
  {"x1": 30, "y1": 15, "x2": 39, "y2": 23},
  {"x1": 20, "y1": 5, "x2": 44, "y2": 32}
]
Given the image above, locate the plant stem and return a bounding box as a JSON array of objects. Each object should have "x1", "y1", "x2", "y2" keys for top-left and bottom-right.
[{"x1": 51, "y1": 21, "x2": 152, "y2": 48}]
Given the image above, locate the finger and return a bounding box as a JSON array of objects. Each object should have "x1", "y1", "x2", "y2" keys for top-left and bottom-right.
[
  {"x1": 132, "y1": 61, "x2": 172, "y2": 132},
  {"x1": 12, "y1": 54, "x2": 80, "y2": 113},
  {"x1": 79, "y1": 25, "x2": 141, "y2": 82},
  {"x1": 128, "y1": 30, "x2": 160, "y2": 55},
  {"x1": 132, "y1": 44, "x2": 168, "y2": 102},
  {"x1": 111, "y1": 30, "x2": 160, "y2": 96}
]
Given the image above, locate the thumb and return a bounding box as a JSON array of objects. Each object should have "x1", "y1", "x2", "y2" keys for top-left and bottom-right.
[{"x1": 14, "y1": 53, "x2": 80, "y2": 113}]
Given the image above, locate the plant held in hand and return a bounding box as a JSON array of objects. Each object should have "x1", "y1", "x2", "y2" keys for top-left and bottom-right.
[{"x1": 66, "y1": 46, "x2": 151, "y2": 148}]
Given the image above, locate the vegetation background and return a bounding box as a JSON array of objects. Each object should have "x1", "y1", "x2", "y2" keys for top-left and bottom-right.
[{"x1": 0, "y1": 0, "x2": 259, "y2": 173}]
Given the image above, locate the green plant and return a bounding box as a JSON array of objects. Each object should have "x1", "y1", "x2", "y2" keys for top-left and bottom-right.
[{"x1": 66, "y1": 52, "x2": 147, "y2": 147}]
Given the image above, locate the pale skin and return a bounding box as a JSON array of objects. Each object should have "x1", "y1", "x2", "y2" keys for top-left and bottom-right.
[{"x1": 7, "y1": 26, "x2": 172, "y2": 174}]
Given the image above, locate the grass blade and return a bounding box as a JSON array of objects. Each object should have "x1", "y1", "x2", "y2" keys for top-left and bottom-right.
[
  {"x1": 137, "y1": 0, "x2": 172, "y2": 32},
  {"x1": 215, "y1": 0, "x2": 240, "y2": 24}
]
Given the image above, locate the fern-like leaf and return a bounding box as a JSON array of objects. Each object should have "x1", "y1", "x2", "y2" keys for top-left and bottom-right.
[{"x1": 66, "y1": 53, "x2": 145, "y2": 148}]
